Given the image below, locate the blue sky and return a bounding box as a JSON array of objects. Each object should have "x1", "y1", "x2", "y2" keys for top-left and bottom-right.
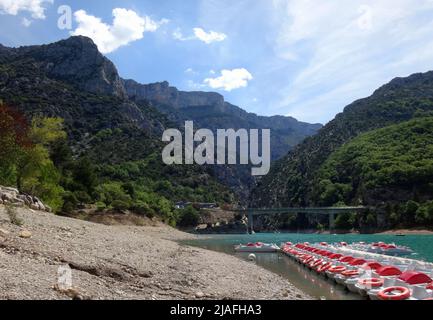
[{"x1": 2, "y1": 0, "x2": 433, "y2": 124}]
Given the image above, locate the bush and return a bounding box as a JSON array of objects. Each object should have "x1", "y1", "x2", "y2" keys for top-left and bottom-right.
[
  {"x1": 95, "y1": 182, "x2": 131, "y2": 206},
  {"x1": 335, "y1": 213, "x2": 357, "y2": 230},
  {"x1": 177, "y1": 205, "x2": 200, "y2": 227},
  {"x1": 403, "y1": 200, "x2": 419, "y2": 225},
  {"x1": 95, "y1": 202, "x2": 106, "y2": 212},
  {"x1": 74, "y1": 191, "x2": 92, "y2": 204},
  {"x1": 416, "y1": 201, "x2": 433, "y2": 225},
  {"x1": 61, "y1": 191, "x2": 78, "y2": 213},
  {"x1": 132, "y1": 202, "x2": 155, "y2": 219},
  {"x1": 365, "y1": 213, "x2": 377, "y2": 227},
  {"x1": 111, "y1": 200, "x2": 129, "y2": 212}
]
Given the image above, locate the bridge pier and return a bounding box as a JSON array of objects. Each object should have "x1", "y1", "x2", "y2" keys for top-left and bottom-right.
[
  {"x1": 247, "y1": 211, "x2": 255, "y2": 234},
  {"x1": 329, "y1": 212, "x2": 336, "y2": 233}
]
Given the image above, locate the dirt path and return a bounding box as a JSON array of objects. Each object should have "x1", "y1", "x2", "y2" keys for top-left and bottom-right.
[{"x1": 0, "y1": 205, "x2": 310, "y2": 300}]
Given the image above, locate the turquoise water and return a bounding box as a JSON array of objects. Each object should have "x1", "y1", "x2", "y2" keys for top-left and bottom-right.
[
  {"x1": 187, "y1": 233, "x2": 433, "y2": 262},
  {"x1": 183, "y1": 233, "x2": 433, "y2": 300}
]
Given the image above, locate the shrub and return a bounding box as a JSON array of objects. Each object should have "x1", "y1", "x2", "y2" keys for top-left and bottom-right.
[
  {"x1": 132, "y1": 202, "x2": 155, "y2": 219},
  {"x1": 111, "y1": 200, "x2": 129, "y2": 212},
  {"x1": 177, "y1": 205, "x2": 200, "y2": 227},
  {"x1": 74, "y1": 191, "x2": 92, "y2": 204},
  {"x1": 95, "y1": 202, "x2": 106, "y2": 212},
  {"x1": 61, "y1": 191, "x2": 78, "y2": 213},
  {"x1": 335, "y1": 213, "x2": 356, "y2": 230},
  {"x1": 95, "y1": 182, "x2": 131, "y2": 206}
]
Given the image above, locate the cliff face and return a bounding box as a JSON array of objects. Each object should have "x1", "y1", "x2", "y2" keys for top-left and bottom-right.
[
  {"x1": 1, "y1": 36, "x2": 126, "y2": 99},
  {"x1": 121, "y1": 78, "x2": 322, "y2": 200},
  {"x1": 123, "y1": 79, "x2": 225, "y2": 110},
  {"x1": 122, "y1": 79, "x2": 322, "y2": 160}
]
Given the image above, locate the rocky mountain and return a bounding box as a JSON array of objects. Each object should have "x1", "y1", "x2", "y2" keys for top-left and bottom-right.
[
  {"x1": 251, "y1": 71, "x2": 433, "y2": 209},
  {"x1": 0, "y1": 37, "x2": 169, "y2": 150},
  {"x1": 123, "y1": 80, "x2": 225, "y2": 111},
  {"x1": 122, "y1": 79, "x2": 322, "y2": 199},
  {"x1": 0, "y1": 36, "x2": 235, "y2": 216},
  {"x1": 122, "y1": 79, "x2": 322, "y2": 161},
  {"x1": 1, "y1": 36, "x2": 126, "y2": 99},
  {"x1": 0, "y1": 35, "x2": 321, "y2": 205}
]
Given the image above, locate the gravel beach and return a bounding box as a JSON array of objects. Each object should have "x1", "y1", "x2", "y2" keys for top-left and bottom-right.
[{"x1": 0, "y1": 205, "x2": 310, "y2": 300}]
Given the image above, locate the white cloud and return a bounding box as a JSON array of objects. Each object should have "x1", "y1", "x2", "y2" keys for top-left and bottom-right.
[
  {"x1": 271, "y1": 0, "x2": 433, "y2": 123},
  {"x1": 173, "y1": 28, "x2": 192, "y2": 41},
  {"x1": 173, "y1": 27, "x2": 227, "y2": 44},
  {"x1": 184, "y1": 68, "x2": 199, "y2": 76},
  {"x1": 193, "y1": 28, "x2": 226, "y2": 44},
  {"x1": 0, "y1": 0, "x2": 53, "y2": 19},
  {"x1": 21, "y1": 17, "x2": 32, "y2": 27},
  {"x1": 204, "y1": 68, "x2": 253, "y2": 91},
  {"x1": 71, "y1": 8, "x2": 168, "y2": 54}
]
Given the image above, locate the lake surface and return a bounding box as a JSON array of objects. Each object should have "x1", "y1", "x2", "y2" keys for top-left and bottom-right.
[{"x1": 183, "y1": 233, "x2": 433, "y2": 300}]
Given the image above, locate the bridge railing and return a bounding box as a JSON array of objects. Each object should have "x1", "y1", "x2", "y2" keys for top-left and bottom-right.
[{"x1": 238, "y1": 207, "x2": 368, "y2": 234}]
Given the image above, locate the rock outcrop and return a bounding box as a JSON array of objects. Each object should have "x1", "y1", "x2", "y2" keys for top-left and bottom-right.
[
  {"x1": 122, "y1": 80, "x2": 226, "y2": 110},
  {"x1": 2, "y1": 36, "x2": 126, "y2": 99},
  {"x1": 0, "y1": 186, "x2": 51, "y2": 213},
  {"x1": 122, "y1": 79, "x2": 323, "y2": 161}
]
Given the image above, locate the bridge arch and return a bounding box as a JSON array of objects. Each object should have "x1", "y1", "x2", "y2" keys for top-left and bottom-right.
[{"x1": 240, "y1": 207, "x2": 367, "y2": 234}]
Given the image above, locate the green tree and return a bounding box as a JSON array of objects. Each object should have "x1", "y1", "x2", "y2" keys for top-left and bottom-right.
[
  {"x1": 177, "y1": 205, "x2": 200, "y2": 227},
  {"x1": 0, "y1": 108, "x2": 66, "y2": 211},
  {"x1": 0, "y1": 103, "x2": 30, "y2": 185},
  {"x1": 335, "y1": 213, "x2": 357, "y2": 230},
  {"x1": 16, "y1": 117, "x2": 66, "y2": 192},
  {"x1": 72, "y1": 157, "x2": 97, "y2": 195}
]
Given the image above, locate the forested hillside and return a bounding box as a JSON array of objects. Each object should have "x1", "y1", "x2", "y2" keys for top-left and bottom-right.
[
  {"x1": 251, "y1": 71, "x2": 433, "y2": 209},
  {"x1": 0, "y1": 36, "x2": 234, "y2": 226},
  {"x1": 250, "y1": 71, "x2": 433, "y2": 231},
  {"x1": 313, "y1": 117, "x2": 433, "y2": 229}
]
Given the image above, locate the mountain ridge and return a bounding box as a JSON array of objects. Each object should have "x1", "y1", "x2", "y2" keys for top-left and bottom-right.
[
  {"x1": 122, "y1": 78, "x2": 322, "y2": 131},
  {"x1": 0, "y1": 36, "x2": 321, "y2": 130},
  {"x1": 0, "y1": 35, "x2": 322, "y2": 205},
  {"x1": 121, "y1": 78, "x2": 322, "y2": 160},
  {"x1": 251, "y1": 68, "x2": 433, "y2": 209}
]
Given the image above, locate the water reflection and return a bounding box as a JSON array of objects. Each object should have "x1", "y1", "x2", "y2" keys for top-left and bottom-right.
[
  {"x1": 187, "y1": 240, "x2": 362, "y2": 300},
  {"x1": 235, "y1": 251, "x2": 362, "y2": 300}
]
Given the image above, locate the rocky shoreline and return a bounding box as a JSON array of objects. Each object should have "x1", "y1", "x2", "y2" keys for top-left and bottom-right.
[{"x1": 0, "y1": 205, "x2": 310, "y2": 300}]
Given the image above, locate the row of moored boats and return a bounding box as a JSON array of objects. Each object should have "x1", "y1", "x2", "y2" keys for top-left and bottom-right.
[{"x1": 235, "y1": 241, "x2": 433, "y2": 300}]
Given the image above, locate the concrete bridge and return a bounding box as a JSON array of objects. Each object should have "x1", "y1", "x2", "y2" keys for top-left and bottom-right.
[{"x1": 241, "y1": 207, "x2": 368, "y2": 234}]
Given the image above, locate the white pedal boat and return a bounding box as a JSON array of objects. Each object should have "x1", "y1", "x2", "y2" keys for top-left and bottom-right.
[
  {"x1": 234, "y1": 242, "x2": 280, "y2": 253},
  {"x1": 367, "y1": 243, "x2": 414, "y2": 256}
]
